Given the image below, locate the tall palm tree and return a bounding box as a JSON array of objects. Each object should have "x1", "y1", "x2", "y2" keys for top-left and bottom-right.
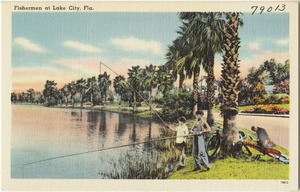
[
  {"x1": 178, "y1": 13, "x2": 206, "y2": 114},
  {"x1": 113, "y1": 75, "x2": 126, "y2": 106},
  {"x1": 127, "y1": 66, "x2": 143, "y2": 112},
  {"x1": 43, "y1": 80, "x2": 57, "y2": 106},
  {"x1": 76, "y1": 78, "x2": 87, "y2": 107},
  {"x1": 98, "y1": 72, "x2": 112, "y2": 106},
  {"x1": 142, "y1": 64, "x2": 158, "y2": 108},
  {"x1": 165, "y1": 38, "x2": 187, "y2": 90},
  {"x1": 220, "y1": 12, "x2": 242, "y2": 157},
  {"x1": 66, "y1": 81, "x2": 77, "y2": 106},
  {"x1": 86, "y1": 76, "x2": 99, "y2": 106},
  {"x1": 180, "y1": 12, "x2": 226, "y2": 125},
  {"x1": 157, "y1": 65, "x2": 175, "y2": 97}
]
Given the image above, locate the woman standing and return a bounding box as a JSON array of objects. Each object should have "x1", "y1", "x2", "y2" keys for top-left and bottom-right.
[{"x1": 190, "y1": 110, "x2": 211, "y2": 171}]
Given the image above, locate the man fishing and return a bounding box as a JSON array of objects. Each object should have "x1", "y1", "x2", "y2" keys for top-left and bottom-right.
[{"x1": 190, "y1": 110, "x2": 211, "y2": 171}]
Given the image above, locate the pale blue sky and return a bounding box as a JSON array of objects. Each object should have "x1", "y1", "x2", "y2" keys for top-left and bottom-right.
[{"x1": 12, "y1": 12, "x2": 289, "y2": 92}]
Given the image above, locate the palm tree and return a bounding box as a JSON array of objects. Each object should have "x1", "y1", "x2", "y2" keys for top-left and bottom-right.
[
  {"x1": 75, "y1": 78, "x2": 87, "y2": 107},
  {"x1": 165, "y1": 38, "x2": 187, "y2": 90},
  {"x1": 86, "y1": 76, "x2": 99, "y2": 106},
  {"x1": 27, "y1": 88, "x2": 35, "y2": 103},
  {"x1": 66, "y1": 81, "x2": 77, "y2": 106},
  {"x1": 220, "y1": 12, "x2": 242, "y2": 157},
  {"x1": 98, "y1": 72, "x2": 112, "y2": 106},
  {"x1": 127, "y1": 66, "x2": 143, "y2": 112},
  {"x1": 180, "y1": 12, "x2": 226, "y2": 125},
  {"x1": 142, "y1": 64, "x2": 158, "y2": 108},
  {"x1": 157, "y1": 65, "x2": 175, "y2": 97},
  {"x1": 43, "y1": 80, "x2": 57, "y2": 106},
  {"x1": 113, "y1": 75, "x2": 126, "y2": 106},
  {"x1": 178, "y1": 13, "x2": 206, "y2": 114}
]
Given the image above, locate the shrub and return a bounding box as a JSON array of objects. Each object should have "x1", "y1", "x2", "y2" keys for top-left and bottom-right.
[
  {"x1": 273, "y1": 79, "x2": 290, "y2": 94},
  {"x1": 241, "y1": 104, "x2": 289, "y2": 114},
  {"x1": 158, "y1": 89, "x2": 194, "y2": 121}
]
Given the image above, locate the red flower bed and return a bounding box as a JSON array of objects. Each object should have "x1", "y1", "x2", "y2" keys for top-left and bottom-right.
[{"x1": 241, "y1": 105, "x2": 289, "y2": 114}]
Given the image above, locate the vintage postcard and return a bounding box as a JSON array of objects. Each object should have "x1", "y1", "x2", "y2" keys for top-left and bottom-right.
[{"x1": 1, "y1": 1, "x2": 299, "y2": 191}]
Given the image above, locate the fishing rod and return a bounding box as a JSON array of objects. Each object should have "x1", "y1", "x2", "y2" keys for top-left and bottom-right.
[
  {"x1": 99, "y1": 61, "x2": 168, "y2": 128},
  {"x1": 23, "y1": 133, "x2": 199, "y2": 167}
]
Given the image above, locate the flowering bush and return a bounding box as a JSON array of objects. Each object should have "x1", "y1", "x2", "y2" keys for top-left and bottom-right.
[
  {"x1": 273, "y1": 79, "x2": 290, "y2": 94},
  {"x1": 264, "y1": 94, "x2": 290, "y2": 104},
  {"x1": 241, "y1": 104, "x2": 289, "y2": 114}
]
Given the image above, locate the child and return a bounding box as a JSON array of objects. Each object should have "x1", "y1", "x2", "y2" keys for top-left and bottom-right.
[{"x1": 167, "y1": 116, "x2": 189, "y2": 167}]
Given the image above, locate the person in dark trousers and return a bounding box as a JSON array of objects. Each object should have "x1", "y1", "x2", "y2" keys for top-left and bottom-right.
[
  {"x1": 190, "y1": 110, "x2": 211, "y2": 171},
  {"x1": 251, "y1": 126, "x2": 274, "y2": 153}
]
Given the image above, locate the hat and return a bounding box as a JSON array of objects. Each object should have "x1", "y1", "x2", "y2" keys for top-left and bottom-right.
[{"x1": 177, "y1": 116, "x2": 186, "y2": 123}]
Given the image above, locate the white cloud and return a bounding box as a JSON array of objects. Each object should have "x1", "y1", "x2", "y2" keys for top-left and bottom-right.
[
  {"x1": 248, "y1": 42, "x2": 260, "y2": 50},
  {"x1": 63, "y1": 41, "x2": 102, "y2": 53},
  {"x1": 112, "y1": 37, "x2": 163, "y2": 56},
  {"x1": 14, "y1": 37, "x2": 46, "y2": 53},
  {"x1": 277, "y1": 38, "x2": 289, "y2": 46}
]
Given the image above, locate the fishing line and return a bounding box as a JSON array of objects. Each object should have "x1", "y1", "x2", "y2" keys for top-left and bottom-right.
[
  {"x1": 22, "y1": 133, "x2": 198, "y2": 168},
  {"x1": 100, "y1": 61, "x2": 168, "y2": 127}
]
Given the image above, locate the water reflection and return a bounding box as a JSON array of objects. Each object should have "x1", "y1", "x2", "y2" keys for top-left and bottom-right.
[
  {"x1": 117, "y1": 115, "x2": 126, "y2": 137},
  {"x1": 11, "y1": 105, "x2": 163, "y2": 178}
]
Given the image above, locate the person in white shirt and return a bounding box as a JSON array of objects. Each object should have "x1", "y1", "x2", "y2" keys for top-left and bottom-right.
[{"x1": 167, "y1": 116, "x2": 189, "y2": 167}]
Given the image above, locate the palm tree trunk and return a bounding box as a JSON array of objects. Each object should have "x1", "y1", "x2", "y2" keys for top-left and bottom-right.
[
  {"x1": 80, "y1": 93, "x2": 83, "y2": 107},
  {"x1": 91, "y1": 92, "x2": 94, "y2": 107},
  {"x1": 193, "y1": 66, "x2": 200, "y2": 114},
  {"x1": 179, "y1": 72, "x2": 185, "y2": 90},
  {"x1": 148, "y1": 90, "x2": 152, "y2": 110},
  {"x1": 206, "y1": 56, "x2": 216, "y2": 126},
  {"x1": 133, "y1": 91, "x2": 137, "y2": 112},
  {"x1": 220, "y1": 111, "x2": 239, "y2": 155},
  {"x1": 220, "y1": 12, "x2": 241, "y2": 157}
]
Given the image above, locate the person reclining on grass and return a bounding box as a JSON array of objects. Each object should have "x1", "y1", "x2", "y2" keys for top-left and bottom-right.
[{"x1": 251, "y1": 126, "x2": 275, "y2": 153}]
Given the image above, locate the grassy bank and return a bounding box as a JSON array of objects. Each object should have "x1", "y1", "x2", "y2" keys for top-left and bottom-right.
[
  {"x1": 168, "y1": 155, "x2": 289, "y2": 179},
  {"x1": 167, "y1": 118, "x2": 289, "y2": 180}
]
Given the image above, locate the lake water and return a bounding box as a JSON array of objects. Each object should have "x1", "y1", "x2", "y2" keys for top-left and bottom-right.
[{"x1": 11, "y1": 105, "x2": 163, "y2": 178}]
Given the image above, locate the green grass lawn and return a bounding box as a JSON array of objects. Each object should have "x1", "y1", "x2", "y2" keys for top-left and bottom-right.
[{"x1": 168, "y1": 155, "x2": 289, "y2": 179}]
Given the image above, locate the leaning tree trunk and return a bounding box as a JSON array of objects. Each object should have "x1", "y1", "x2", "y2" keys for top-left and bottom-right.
[
  {"x1": 192, "y1": 66, "x2": 200, "y2": 114},
  {"x1": 220, "y1": 12, "x2": 241, "y2": 157},
  {"x1": 206, "y1": 56, "x2": 216, "y2": 126}
]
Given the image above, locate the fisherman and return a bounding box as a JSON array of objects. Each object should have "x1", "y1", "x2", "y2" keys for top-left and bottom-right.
[
  {"x1": 190, "y1": 110, "x2": 211, "y2": 171},
  {"x1": 167, "y1": 116, "x2": 189, "y2": 167}
]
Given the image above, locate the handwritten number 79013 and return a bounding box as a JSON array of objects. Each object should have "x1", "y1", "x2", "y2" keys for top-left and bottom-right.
[{"x1": 251, "y1": 4, "x2": 286, "y2": 15}]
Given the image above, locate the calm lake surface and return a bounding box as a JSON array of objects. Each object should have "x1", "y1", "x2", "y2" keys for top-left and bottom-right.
[{"x1": 12, "y1": 105, "x2": 163, "y2": 178}]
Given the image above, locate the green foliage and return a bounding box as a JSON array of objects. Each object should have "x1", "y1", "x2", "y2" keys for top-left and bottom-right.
[
  {"x1": 43, "y1": 80, "x2": 58, "y2": 106},
  {"x1": 158, "y1": 89, "x2": 194, "y2": 121},
  {"x1": 265, "y1": 94, "x2": 290, "y2": 104}
]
